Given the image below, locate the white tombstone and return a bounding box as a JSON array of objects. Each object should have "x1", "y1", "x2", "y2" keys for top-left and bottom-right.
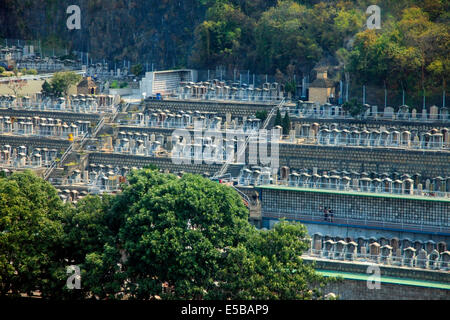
[
  {"x1": 429, "y1": 105, "x2": 438, "y2": 120},
  {"x1": 383, "y1": 107, "x2": 394, "y2": 119}
]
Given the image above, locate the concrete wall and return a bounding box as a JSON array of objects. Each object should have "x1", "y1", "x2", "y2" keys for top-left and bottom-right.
[
  {"x1": 145, "y1": 99, "x2": 275, "y2": 118},
  {"x1": 260, "y1": 188, "x2": 450, "y2": 230},
  {"x1": 0, "y1": 134, "x2": 70, "y2": 150},
  {"x1": 88, "y1": 152, "x2": 222, "y2": 175},
  {"x1": 0, "y1": 109, "x2": 101, "y2": 123},
  {"x1": 324, "y1": 278, "x2": 449, "y2": 300},
  {"x1": 309, "y1": 87, "x2": 331, "y2": 105},
  {"x1": 0, "y1": 79, "x2": 44, "y2": 95},
  {"x1": 109, "y1": 88, "x2": 133, "y2": 96},
  {"x1": 304, "y1": 257, "x2": 450, "y2": 282},
  {"x1": 0, "y1": 80, "x2": 77, "y2": 96},
  {"x1": 278, "y1": 144, "x2": 450, "y2": 177},
  {"x1": 304, "y1": 258, "x2": 450, "y2": 300}
]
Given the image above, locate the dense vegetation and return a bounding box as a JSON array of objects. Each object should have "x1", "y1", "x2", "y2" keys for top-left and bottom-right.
[
  {"x1": 41, "y1": 71, "x2": 82, "y2": 97},
  {"x1": 0, "y1": 170, "x2": 328, "y2": 300},
  {"x1": 191, "y1": 0, "x2": 448, "y2": 99},
  {"x1": 1, "y1": 1, "x2": 448, "y2": 100}
]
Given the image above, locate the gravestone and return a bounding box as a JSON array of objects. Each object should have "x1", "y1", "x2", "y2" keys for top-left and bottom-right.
[
  {"x1": 371, "y1": 105, "x2": 378, "y2": 118},
  {"x1": 226, "y1": 112, "x2": 232, "y2": 124},
  {"x1": 323, "y1": 240, "x2": 335, "y2": 259},
  {"x1": 428, "y1": 249, "x2": 440, "y2": 270},
  {"x1": 313, "y1": 239, "x2": 322, "y2": 256},
  {"x1": 393, "y1": 248, "x2": 403, "y2": 265},
  {"x1": 416, "y1": 249, "x2": 428, "y2": 269},
  {"x1": 390, "y1": 237, "x2": 400, "y2": 251},
  {"x1": 440, "y1": 251, "x2": 450, "y2": 271},
  {"x1": 369, "y1": 242, "x2": 381, "y2": 262},
  {"x1": 403, "y1": 247, "x2": 416, "y2": 267},
  {"x1": 429, "y1": 105, "x2": 438, "y2": 120},
  {"x1": 421, "y1": 108, "x2": 427, "y2": 120},
  {"x1": 383, "y1": 107, "x2": 394, "y2": 119},
  {"x1": 346, "y1": 242, "x2": 357, "y2": 261},
  {"x1": 425, "y1": 240, "x2": 435, "y2": 254},
  {"x1": 380, "y1": 245, "x2": 392, "y2": 264},
  {"x1": 335, "y1": 240, "x2": 347, "y2": 260},
  {"x1": 441, "y1": 107, "x2": 448, "y2": 121},
  {"x1": 437, "y1": 241, "x2": 447, "y2": 253}
]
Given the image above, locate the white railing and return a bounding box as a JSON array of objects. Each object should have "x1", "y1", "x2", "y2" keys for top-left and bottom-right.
[
  {"x1": 173, "y1": 93, "x2": 286, "y2": 103},
  {"x1": 291, "y1": 110, "x2": 450, "y2": 123},
  {"x1": 239, "y1": 181, "x2": 450, "y2": 199},
  {"x1": 303, "y1": 249, "x2": 449, "y2": 271},
  {"x1": 293, "y1": 136, "x2": 450, "y2": 151}
]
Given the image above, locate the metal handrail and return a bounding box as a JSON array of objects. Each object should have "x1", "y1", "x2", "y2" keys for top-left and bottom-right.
[{"x1": 213, "y1": 98, "x2": 285, "y2": 179}]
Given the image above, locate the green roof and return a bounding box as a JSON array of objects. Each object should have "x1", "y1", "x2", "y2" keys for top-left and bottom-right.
[
  {"x1": 316, "y1": 269, "x2": 450, "y2": 290},
  {"x1": 257, "y1": 185, "x2": 450, "y2": 203}
]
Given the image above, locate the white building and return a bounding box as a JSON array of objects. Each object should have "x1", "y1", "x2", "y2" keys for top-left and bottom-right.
[{"x1": 140, "y1": 69, "x2": 197, "y2": 98}]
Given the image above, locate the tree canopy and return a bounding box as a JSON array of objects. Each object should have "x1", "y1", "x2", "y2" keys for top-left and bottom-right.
[
  {"x1": 41, "y1": 71, "x2": 82, "y2": 97},
  {"x1": 0, "y1": 169, "x2": 329, "y2": 300},
  {"x1": 0, "y1": 171, "x2": 65, "y2": 297}
]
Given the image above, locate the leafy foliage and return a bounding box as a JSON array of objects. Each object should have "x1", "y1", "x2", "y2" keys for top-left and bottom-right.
[
  {"x1": 0, "y1": 171, "x2": 65, "y2": 297},
  {"x1": 255, "y1": 110, "x2": 268, "y2": 122},
  {"x1": 282, "y1": 112, "x2": 291, "y2": 135},
  {"x1": 2, "y1": 1, "x2": 448, "y2": 97},
  {"x1": 131, "y1": 63, "x2": 144, "y2": 77},
  {"x1": 41, "y1": 71, "x2": 82, "y2": 97},
  {"x1": 342, "y1": 99, "x2": 365, "y2": 117},
  {"x1": 0, "y1": 169, "x2": 328, "y2": 300}
]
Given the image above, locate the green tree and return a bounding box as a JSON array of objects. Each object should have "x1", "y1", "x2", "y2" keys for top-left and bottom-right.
[
  {"x1": 255, "y1": 110, "x2": 268, "y2": 122},
  {"x1": 255, "y1": 1, "x2": 322, "y2": 74},
  {"x1": 131, "y1": 64, "x2": 144, "y2": 77},
  {"x1": 274, "y1": 109, "x2": 282, "y2": 127},
  {"x1": 41, "y1": 80, "x2": 53, "y2": 96},
  {"x1": 0, "y1": 169, "x2": 329, "y2": 300},
  {"x1": 108, "y1": 169, "x2": 253, "y2": 299},
  {"x1": 59, "y1": 194, "x2": 121, "y2": 299},
  {"x1": 342, "y1": 99, "x2": 365, "y2": 118},
  {"x1": 61, "y1": 195, "x2": 114, "y2": 265},
  {"x1": 0, "y1": 171, "x2": 66, "y2": 297},
  {"x1": 50, "y1": 71, "x2": 82, "y2": 97},
  {"x1": 191, "y1": 1, "x2": 255, "y2": 69},
  {"x1": 282, "y1": 111, "x2": 291, "y2": 135},
  {"x1": 212, "y1": 220, "x2": 327, "y2": 299}
]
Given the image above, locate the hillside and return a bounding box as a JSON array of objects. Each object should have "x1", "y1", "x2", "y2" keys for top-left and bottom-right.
[{"x1": 1, "y1": 0, "x2": 448, "y2": 102}]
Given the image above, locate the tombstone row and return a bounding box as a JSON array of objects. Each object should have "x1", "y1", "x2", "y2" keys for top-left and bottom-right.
[
  {"x1": 311, "y1": 234, "x2": 449, "y2": 270},
  {"x1": 178, "y1": 80, "x2": 285, "y2": 101},
  {"x1": 276, "y1": 167, "x2": 450, "y2": 197},
  {"x1": 0, "y1": 144, "x2": 58, "y2": 168},
  {"x1": 295, "y1": 103, "x2": 449, "y2": 122},
  {"x1": 0, "y1": 115, "x2": 89, "y2": 138}
]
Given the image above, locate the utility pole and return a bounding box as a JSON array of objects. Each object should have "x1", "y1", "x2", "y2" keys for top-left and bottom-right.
[{"x1": 363, "y1": 85, "x2": 366, "y2": 105}]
